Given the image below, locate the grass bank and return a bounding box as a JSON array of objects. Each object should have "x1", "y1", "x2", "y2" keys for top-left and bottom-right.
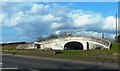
[{"x1": 2, "y1": 43, "x2": 119, "y2": 64}]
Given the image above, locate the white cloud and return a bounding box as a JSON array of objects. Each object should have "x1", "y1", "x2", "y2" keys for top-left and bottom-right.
[
  {"x1": 54, "y1": 30, "x2": 61, "y2": 35},
  {"x1": 76, "y1": 31, "x2": 102, "y2": 38},
  {"x1": 102, "y1": 16, "x2": 116, "y2": 31},
  {"x1": 30, "y1": 4, "x2": 44, "y2": 14},
  {"x1": 10, "y1": 12, "x2": 24, "y2": 26},
  {"x1": 0, "y1": 13, "x2": 8, "y2": 26},
  {"x1": 42, "y1": 14, "x2": 61, "y2": 22},
  {"x1": 27, "y1": 3, "x2": 51, "y2": 15},
  {"x1": 2, "y1": 12, "x2": 25, "y2": 27},
  {"x1": 15, "y1": 27, "x2": 23, "y2": 33},
  {"x1": 0, "y1": 14, "x2": 5, "y2": 23},
  {"x1": 67, "y1": 12, "x2": 102, "y2": 28},
  {"x1": 1, "y1": 2, "x2": 117, "y2": 41},
  {"x1": 51, "y1": 22, "x2": 63, "y2": 29}
]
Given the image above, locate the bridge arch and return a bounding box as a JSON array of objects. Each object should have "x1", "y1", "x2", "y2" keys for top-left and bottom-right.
[
  {"x1": 32, "y1": 36, "x2": 111, "y2": 50},
  {"x1": 64, "y1": 41, "x2": 84, "y2": 50}
]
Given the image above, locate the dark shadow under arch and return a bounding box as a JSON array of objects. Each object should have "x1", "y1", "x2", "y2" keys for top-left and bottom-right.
[{"x1": 64, "y1": 41, "x2": 83, "y2": 50}]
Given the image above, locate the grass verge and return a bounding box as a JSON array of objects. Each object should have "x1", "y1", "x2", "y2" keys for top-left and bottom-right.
[{"x1": 2, "y1": 43, "x2": 119, "y2": 64}]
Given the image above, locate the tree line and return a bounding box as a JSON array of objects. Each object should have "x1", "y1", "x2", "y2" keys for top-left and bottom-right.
[{"x1": 115, "y1": 34, "x2": 120, "y2": 43}]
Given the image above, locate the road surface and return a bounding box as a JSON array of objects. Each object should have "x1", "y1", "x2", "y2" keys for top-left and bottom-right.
[{"x1": 1, "y1": 54, "x2": 119, "y2": 70}]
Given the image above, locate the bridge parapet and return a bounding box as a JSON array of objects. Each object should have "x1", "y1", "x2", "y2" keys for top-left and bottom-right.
[
  {"x1": 16, "y1": 36, "x2": 111, "y2": 50},
  {"x1": 40, "y1": 36, "x2": 111, "y2": 48}
]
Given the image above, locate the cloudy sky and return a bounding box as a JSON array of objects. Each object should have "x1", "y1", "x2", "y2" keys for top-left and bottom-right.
[{"x1": 0, "y1": 2, "x2": 119, "y2": 43}]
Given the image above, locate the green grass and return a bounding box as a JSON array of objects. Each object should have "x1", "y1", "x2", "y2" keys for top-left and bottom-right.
[
  {"x1": 2, "y1": 46, "x2": 16, "y2": 50},
  {"x1": 2, "y1": 42, "x2": 119, "y2": 51},
  {"x1": 2, "y1": 42, "x2": 120, "y2": 63},
  {"x1": 2, "y1": 49, "x2": 119, "y2": 63}
]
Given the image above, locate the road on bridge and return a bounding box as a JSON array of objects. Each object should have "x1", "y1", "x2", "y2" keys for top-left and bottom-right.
[{"x1": 1, "y1": 54, "x2": 118, "y2": 70}]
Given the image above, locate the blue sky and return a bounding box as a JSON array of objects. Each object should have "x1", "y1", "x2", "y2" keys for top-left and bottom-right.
[{"x1": 0, "y1": 2, "x2": 119, "y2": 43}]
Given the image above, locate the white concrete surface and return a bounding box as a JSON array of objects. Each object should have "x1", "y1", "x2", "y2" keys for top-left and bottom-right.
[{"x1": 16, "y1": 36, "x2": 111, "y2": 50}]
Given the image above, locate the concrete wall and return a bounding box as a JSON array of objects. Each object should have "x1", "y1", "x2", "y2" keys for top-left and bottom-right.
[
  {"x1": 39, "y1": 36, "x2": 110, "y2": 50},
  {"x1": 16, "y1": 43, "x2": 36, "y2": 49},
  {"x1": 17, "y1": 36, "x2": 111, "y2": 50}
]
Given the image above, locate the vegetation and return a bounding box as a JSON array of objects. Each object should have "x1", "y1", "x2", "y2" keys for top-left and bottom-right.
[
  {"x1": 2, "y1": 43, "x2": 119, "y2": 64},
  {"x1": 36, "y1": 32, "x2": 73, "y2": 42},
  {"x1": 115, "y1": 34, "x2": 120, "y2": 43},
  {"x1": 2, "y1": 45, "x2": 16, "y2": 50}
]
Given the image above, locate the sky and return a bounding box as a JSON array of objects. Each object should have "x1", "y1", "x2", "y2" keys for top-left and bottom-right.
[{"x1": 0, "y1": 2, "x2": 119, "y2": 43}]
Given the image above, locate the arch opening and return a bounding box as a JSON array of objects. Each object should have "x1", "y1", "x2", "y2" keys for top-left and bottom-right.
[{"x1": 64, "y1": 41, "x2": 83, "y2": 50}]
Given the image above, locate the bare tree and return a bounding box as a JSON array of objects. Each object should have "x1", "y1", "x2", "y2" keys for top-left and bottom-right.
[
  {"x1": 115, "y1": 34, "x2": 120, "y2": 43},
  {"x1": 47, "y1": 34, "x2": 58, "y2": 39},
  {"x1": 59, "y1": 32, "x2": 73, "y2": 37},
  {"x1": 36, "y1": 36, "x2": 46, "y2": 42}
]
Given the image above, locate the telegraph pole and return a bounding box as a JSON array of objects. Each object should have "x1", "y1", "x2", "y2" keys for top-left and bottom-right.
[{"x1": 116, "y1": 14, "x2": 118, "y2": 38}]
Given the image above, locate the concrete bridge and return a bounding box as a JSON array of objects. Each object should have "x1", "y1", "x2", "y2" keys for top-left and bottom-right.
[
  {"x1": 17, "y1": 36, "x2": 111, "y2": 50},
  {"x1": 39, "y1": 36, "x2": 111, "y2": 50}
]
